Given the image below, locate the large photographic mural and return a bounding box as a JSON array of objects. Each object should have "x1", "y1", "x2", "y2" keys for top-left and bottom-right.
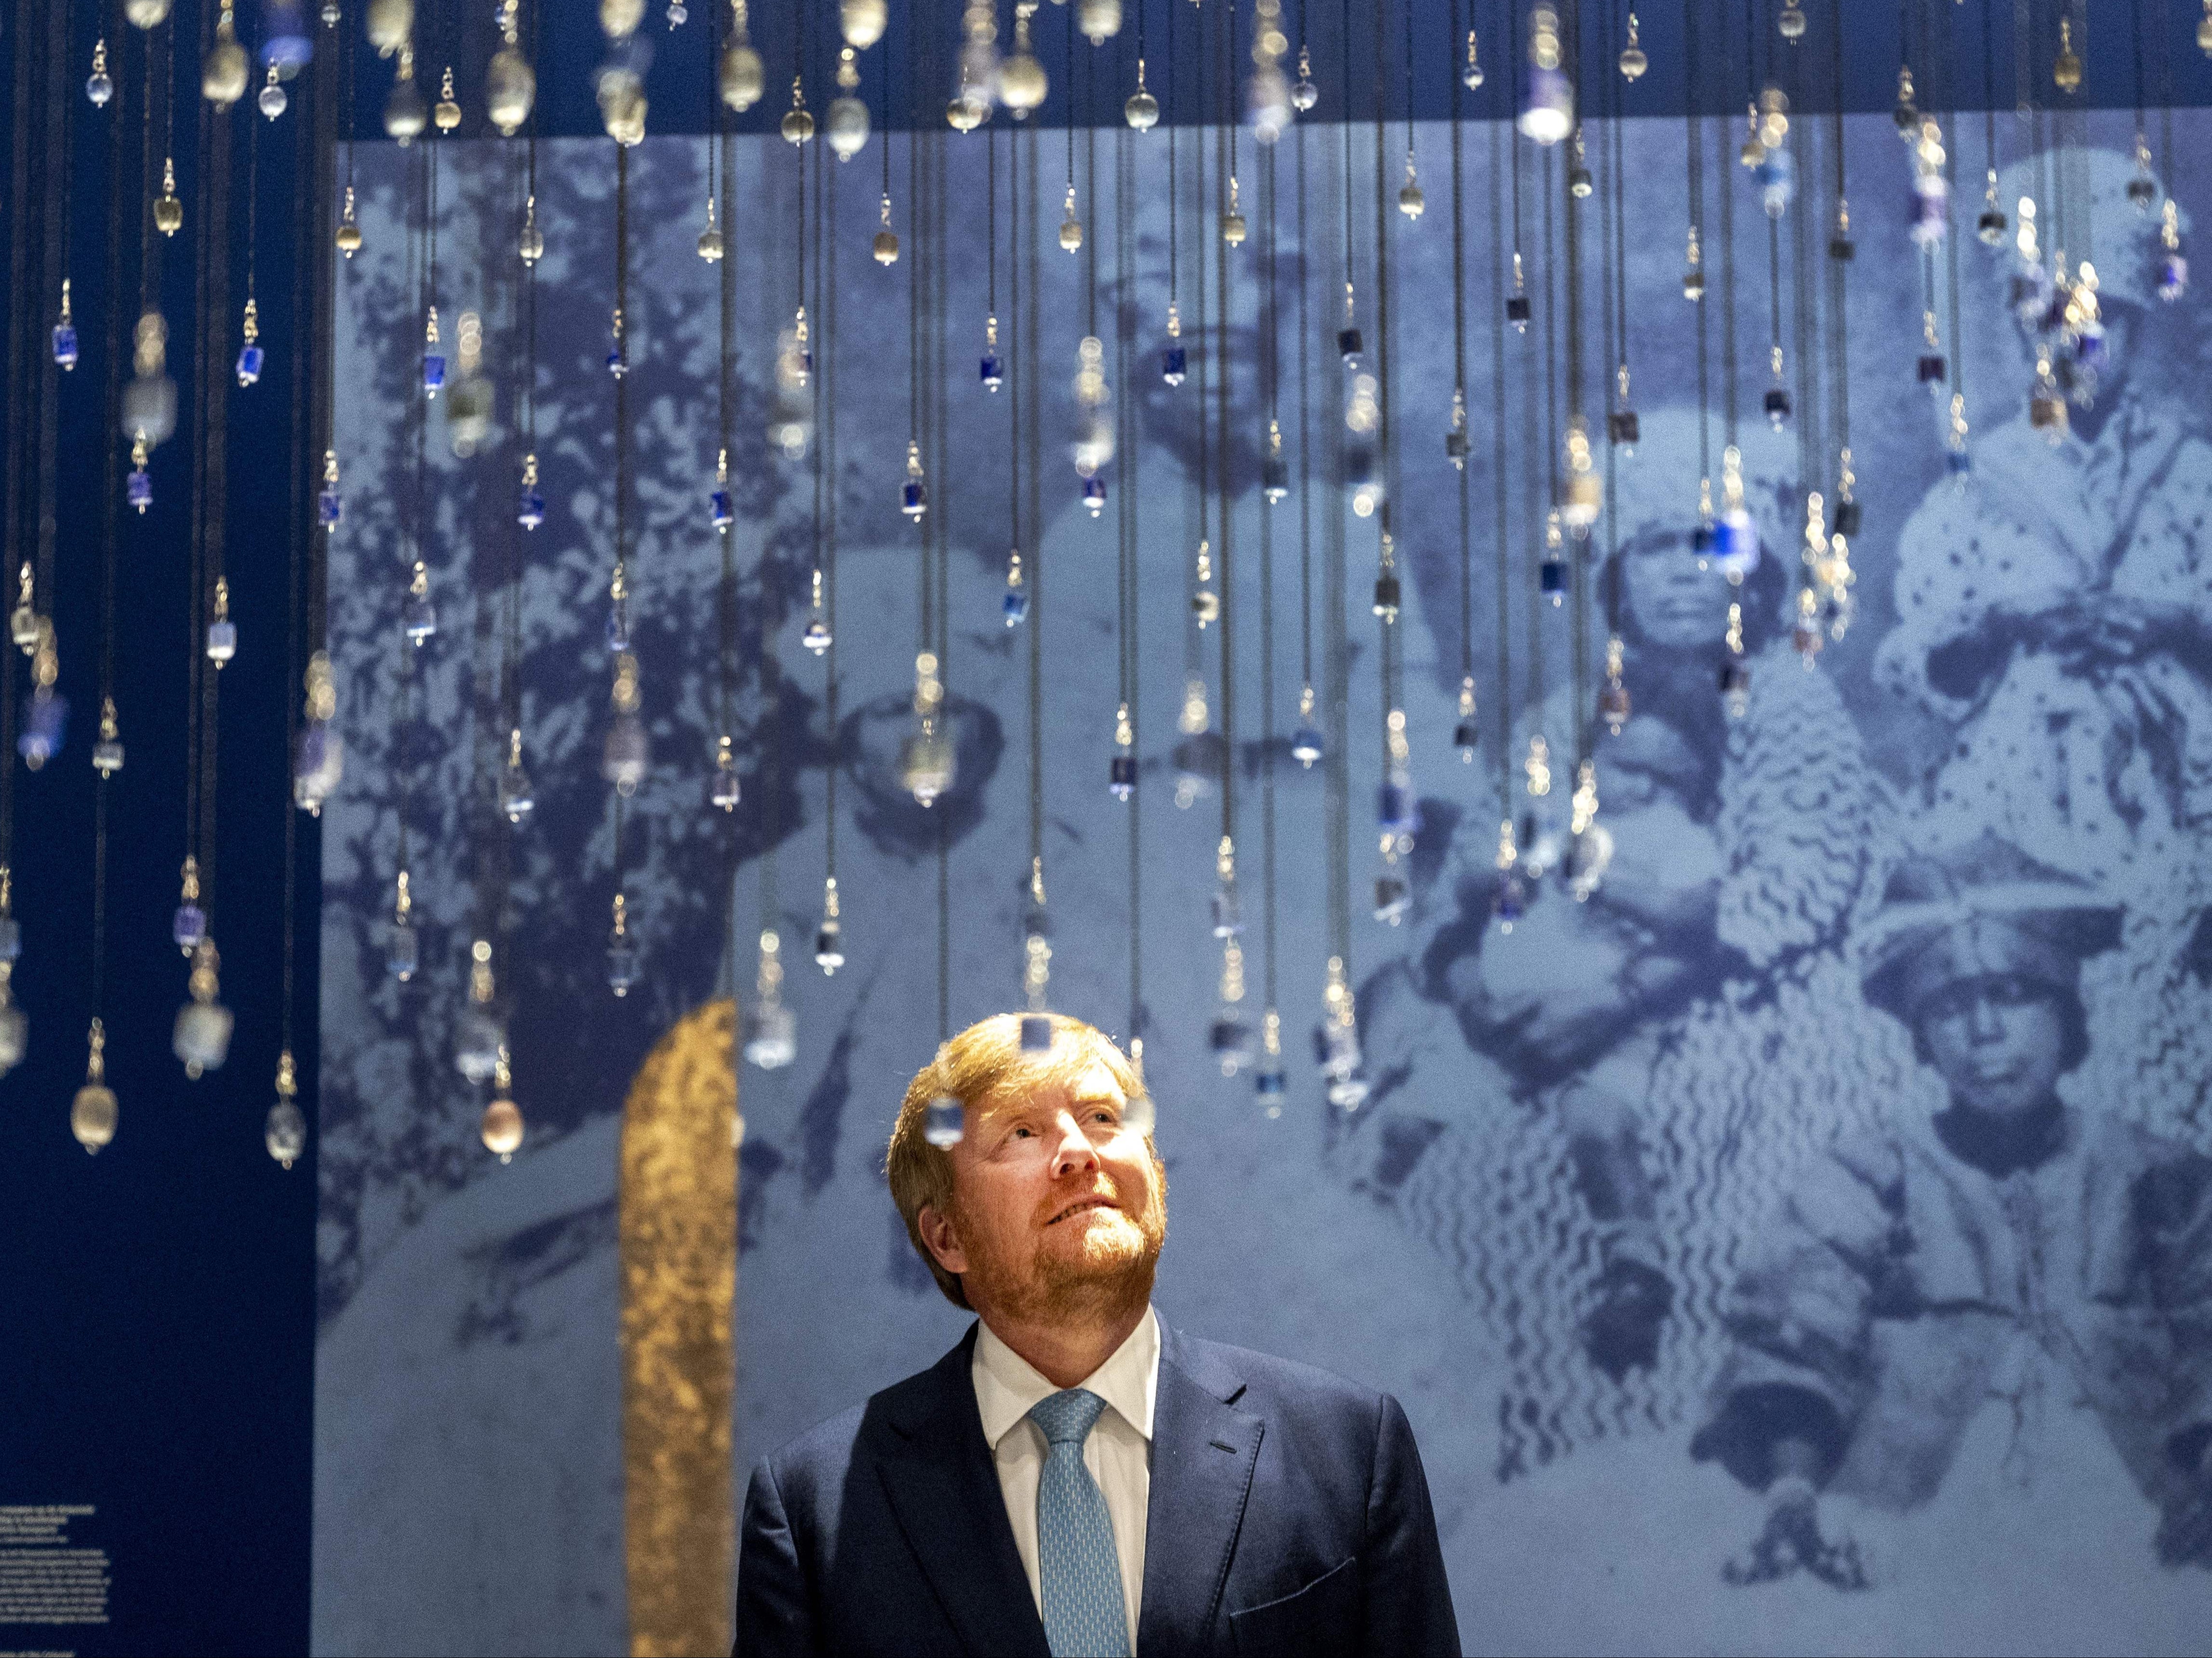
[{"x1": 317, "y1": 114, "x2": 2212, "y2": 1655}]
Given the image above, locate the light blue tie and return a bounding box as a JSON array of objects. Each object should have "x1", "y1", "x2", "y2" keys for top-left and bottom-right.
[{"x1": 1027, "y1": 1388, "x2": 1130, "y2": 1658}]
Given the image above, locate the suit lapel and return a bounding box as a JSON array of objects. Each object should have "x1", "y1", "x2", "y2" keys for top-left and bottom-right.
[
  {"x1": 877, "y1": 1327, "x2": 1051, "y2": 1658},
  {"x1": 1137, "y1": 1328, "x2": 1263, "y2": 1658}
]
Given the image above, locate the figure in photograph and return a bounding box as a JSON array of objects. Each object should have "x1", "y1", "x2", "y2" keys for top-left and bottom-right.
[
  {"x1": 1694, "y1": 835, "x2": 2212, "y2": 1586},
  {"x1": 1881, "y1": 146, "x2": 2212, "y2": 1159},
  {"x1": 1343, "y1": 409, "x2": 1907, "y2": 1470}
]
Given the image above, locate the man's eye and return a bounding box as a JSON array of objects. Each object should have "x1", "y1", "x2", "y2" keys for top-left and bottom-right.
[{"x1": 1010, "y1": 1126, "x2": 1033, "y2": 1139}]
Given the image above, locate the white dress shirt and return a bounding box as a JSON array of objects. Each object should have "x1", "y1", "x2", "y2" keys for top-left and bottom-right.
[{"x1": 972, "y1": 1304, "x2": 1159, "y2": 1652}]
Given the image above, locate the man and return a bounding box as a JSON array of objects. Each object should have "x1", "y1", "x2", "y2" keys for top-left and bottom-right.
[
  {"x1": 1691, "y1": 836, "x2": 2212, "y2": 1586},
  {"x1": 735, "y1": 1012, "x2": 1460, "y2": 1657}
]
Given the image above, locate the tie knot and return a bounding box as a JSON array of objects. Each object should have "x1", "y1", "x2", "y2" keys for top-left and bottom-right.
[{"x1": 1028, "y1": 1387, "x2": 1110, "y2": 1448}]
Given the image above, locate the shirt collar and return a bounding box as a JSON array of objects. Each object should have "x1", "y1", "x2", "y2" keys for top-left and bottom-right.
[{"x1": 973, "y1": 1304, "x2": 1160, "y2": 1451}]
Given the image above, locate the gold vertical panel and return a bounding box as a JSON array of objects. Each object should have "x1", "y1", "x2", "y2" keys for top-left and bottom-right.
[{"x1": 620, "y1": 999, "x2": 740, "y2": 1658}]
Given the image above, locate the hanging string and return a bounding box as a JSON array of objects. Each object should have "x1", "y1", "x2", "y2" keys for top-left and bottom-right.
[
  {"x1": 1116, "y1": 89, "x2": 1142, "y2": 1054},
  {"x1": 1295, "y1": 66, "x2": 1315, "y2": 736},
  {"x1": 1451, "y1": 0, "x2": 1474, "y2": 749},
  {"x1": 1488, "y1": 65, "x2": 1518, "y2": 911},
  {"x1": 192, "y1": 10, "x2": 232, "y2": 941},
  {"x1": 1258, "y1": 116, "x2": 1282, "y2": 1099}
]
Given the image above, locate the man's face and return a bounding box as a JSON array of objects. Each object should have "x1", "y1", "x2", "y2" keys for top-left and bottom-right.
[
  {"x1": 1919, "y1": 974, "x2": 2070, "y2": 1118},
  {"x1": 921, "y1": 1060, "x2": 1166, "y2": 1324}
]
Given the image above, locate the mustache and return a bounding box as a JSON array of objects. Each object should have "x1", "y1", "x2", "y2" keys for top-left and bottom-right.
[{"x1": 1039, "y1": 1180, "x2": 1131, "y2": 1229}]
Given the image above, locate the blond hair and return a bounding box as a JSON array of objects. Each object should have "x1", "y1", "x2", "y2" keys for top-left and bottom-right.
[{"x1": 886, "y1": 1013, "x2": 1150, "y2": 1308}]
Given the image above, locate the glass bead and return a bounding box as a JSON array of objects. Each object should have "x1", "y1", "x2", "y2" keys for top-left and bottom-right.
[
  {"x1": 1209, "y1": 1015, "x2": 1255, "y2": 1076},
  {"x1": 1290, "y1": 726, "x2": 1324, "y2": 768},
  {"x1": 454, "y1": 1008, "x2": 503, "y2": 1084},
  {"x1": 1443, "y1": 429, "x2": 1470, "y2": 467},
  {"x1": 0, "y1": 916, "x2": 19, "y2": 960},
  {"x1": 1755, "y1": 147, "x2": 1795, "y2": 217},
  {"x1": 1520, "y1": 65, "x2": 1573, "y2": 144},
  {"x1": 1909, "y1": 183, "x2": 1947, "y2": 248},
  {"x1": 170, "y1": 902, "x2": 205, "y2": 955},
  {"x1": 1453, "y1": 718, "x2": 1479, "y2": 756},
  {"x1": 1599, "y1": 682, "x2": 1632, "y2": 730},
  {"x1": 422, "y1": 351, "x2": 446, "y2": 395},
  {"x1": 294, "y1": 721, "x2": 343, "y2": 813},
  {"x1": 1378, "y1": 781, "x2": 1416, "y2": 835},
  {"x1": 93, "y1": 737, "x2": 124, "y2": 776},
  {"x1": 516, "y1": 482, "x2": 545, "y2": 529},
  {"x1": 607, "y1": 938, "x2": 638, "y2": 996},
  {"x1": 128, "y1": 467, "x2": 152, "y2": 512},
  {"x1": 1916, "y1": 352, "x2": 1947, "y2": 386},
  {"x1": 1109, "y1": 754, "x2": 1137, "y2": 798},
  {"x1": 1191, "y1": 589, "x2": 1219, "y2": 626},
  {"x1": 802, "y1": 618, "x2": 832, "y2": 655},
  {"x1": 901, "y1": 479, "x2": 927, "y2": 518},
  {"x1": 1946, "y1": 448, "x2": 1972, "y2": 477},
  {"x1": 603, "y1": 715, "x2": 648, "y2": 795},
  {"x1": 2160, "y1": 254, "x2": 2190, "y2": 302},
  {"x1": 17, "y1": 691, "x2": 66, "y2": 769},
  {"x1": 53, "y1": 323, "x2": 78, "y2": 370},
  {"x1": 1082, "y1": 478, "x2": 1106, "y2": 517},
  {"x1": 386, "y1": 920, "x2": 418, "y2": 980},
  {"x1": 1505, "y1": 294, "x2": 1532, "y2": 327},
  {"x1": 709, "y1": 761, "x2": 742, "y2": 812},
  {"x1": 1254, "y1": 1065, "x2": 1286, "y2": 1101},
  {"x1": 924, "y1": 1095, "x2": 965, "y2": 1147},
  {"x1": 980, "y1": 351, "x2": 1004, "y2": 391},
  {"x1": 1977, "y1": 207, "x2": 2009, "y2": 245},
  {"x1": 1493, "y1": 873, "x2": 1527, "y2": 926},
  {"x1": 1764, "y1": 386, "x2": 1792, "y2": 426},
  {"x1": 480, "y1": 1097, "x2": 524, "y2": 1160},
  {"x1": 266, "y1": 1100, "x2": 307, "y2": 1167},
  {"x1": 1793, "y1": 621, "x2": 1824, "y2": 661},
  {"x1": 813, "y1": 920, "x2": 845, "y2": 973},
  {"x1": 1373, "y1": 874, "x2": 1409, "y2": 924},
  {"x1": 173, "y1": 998, "x2": 235, "y2": 1075},
  {"x1": 402, "y1": 589, "x2": 437, "y2": 645},
  {"x1": 318, "y1": 485, "x2": 343, "y2": 527},
  {"x1": 72, "y1": 1082, "x2": 116, "y2": 1150},
  {"x1": 1211, "y1": 889, "x2": 1243, "y2": 939},
  {"x1": 742, "y1": 1001, "x2": 797, "y2": 1069},
  {"x1": 1719, "y1": 661, "x2": 1753, "y2": 716},
  {"x1": 709, "y1": 487, "x2": 734, "y2": 529},
  {"x1": 87, "y1": 69, "x2": 113, "y2": 106},
  {"x1": 205, "y1": 619, "x2": 237, "y2": 665},
  {"x1": 899, "y1": 729, "x2": 955, "y2": 805},
  {"x1": 1832, "y1": 500, "x2": 1862, "y2": 537},
  {"x1": 499, "y1": 757, "x2": 535, "y2": 823},
  {"x1": 1263, "y1": 454, "x2": 1290, "y2": 500},
  {"x1": 1608, "y1": 409, "x2": 1640, "y2": 447},
  {"x1": 1337, "y1": 326, "x2": 1363, "y2": 362},
  {"x1": 258, "y1": 78, "x2": 288, "y2": 119},
  {"x1": 606, "y1": 599, "x2": 631, "y2": 654},
  {"x1": 1019, "y1": 1013, "x2": 1055, "y2": 1053},
  {"x1": 1002, "y1": 587, "x2": 1030, "y2": 626},
  {"x1": 1161, "y1": 344, "x2": 1187, "y2": 386},
  {"x1": 236, "y1": 343, "x2": 264, "y2": 386},
  {"x1": 0, "y1": 1002, "x2": 22, "y2": 1073},
  {"x1": 1372, "y1": 574, "x2": 1401, "y2": 619},
  {"x1": 1540, "y1": 557, "x2": 1567, "y2": 598},
  {"x1": 1681, "y1": 269, "x2": 1706, "y2": 301},
  {"x1": 1714, "y1": 511, "x2": 1760, "y2": 579}
]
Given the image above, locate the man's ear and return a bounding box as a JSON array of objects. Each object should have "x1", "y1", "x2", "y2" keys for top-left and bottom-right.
[{"x1": 916, "y1": 1204, "x2": 970, "y2": 1276}]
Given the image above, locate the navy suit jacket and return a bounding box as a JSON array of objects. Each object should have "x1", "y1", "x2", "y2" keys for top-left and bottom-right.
[{"x1": 735, "y1": 1322, "x2": 1461, "y2": 1658}]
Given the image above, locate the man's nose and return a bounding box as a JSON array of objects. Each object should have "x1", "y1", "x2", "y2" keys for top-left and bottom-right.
[
  {"x1": 1049, "y1": 1115, "x2": 1102, "y2": 1178},
  {"x1": 1967, "y1": 995, "x2": 2005, "y2": 1041}
]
